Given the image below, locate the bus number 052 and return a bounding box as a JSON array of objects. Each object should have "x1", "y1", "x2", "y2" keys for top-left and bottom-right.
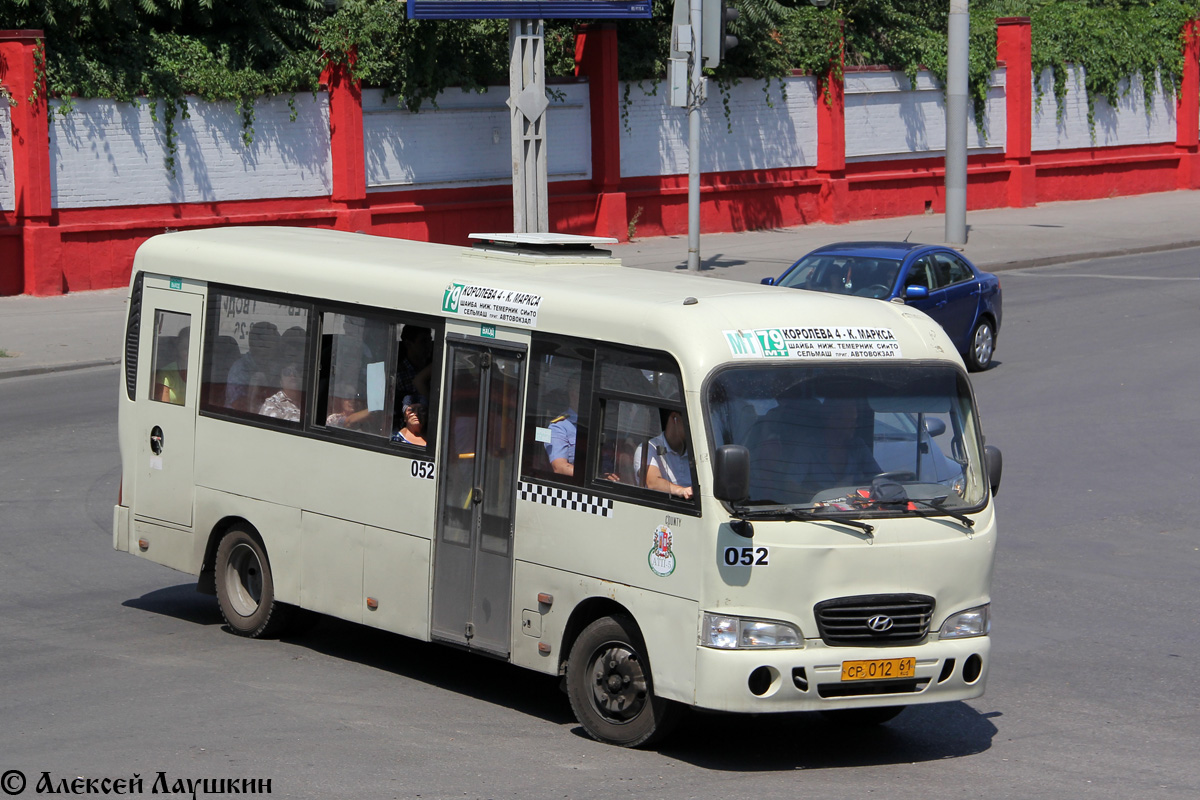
[
  {"x1": 411, "y1": 461, "x2": 435, "y2": 480},
  {"x1": 723, "y1": 546, "x2": 769, "y2": 566}
]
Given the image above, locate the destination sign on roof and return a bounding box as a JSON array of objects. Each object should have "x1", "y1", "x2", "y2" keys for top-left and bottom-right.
[
  {"x1": 723, "y1": 327, "x2": 903, "y2": 360},
  {"x1": 408, "y1": 1, "x2": 651, "y2": 20}
]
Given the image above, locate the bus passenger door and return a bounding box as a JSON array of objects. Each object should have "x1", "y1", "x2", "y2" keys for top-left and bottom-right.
[
  {"x1": 133, "y1": 286, "x2": 204, "y2": 527},
  {"x1": 431, "y1": 339, "x2": 525, "y2": 657}
]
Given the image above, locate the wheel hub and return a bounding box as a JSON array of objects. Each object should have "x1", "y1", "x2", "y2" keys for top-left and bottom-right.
[
  {"x1": 590, "y1": 644, "x2": 648, "y2": 722},
  {"x1": 225, "y1": 542, "x2": 263, "y2": 617}
]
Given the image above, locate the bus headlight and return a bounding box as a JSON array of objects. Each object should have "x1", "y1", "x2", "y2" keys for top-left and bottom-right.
[
  {"x1": 938, "y1": 604, "x2": 990, "y2": 639},
  {"x1": 701, "y1": 614, "x2": 803, "y2": 649}
]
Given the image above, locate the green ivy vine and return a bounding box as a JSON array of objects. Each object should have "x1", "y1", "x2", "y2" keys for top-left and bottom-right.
[{"x1": 1, "y1": 1, "x2": 1198, "y2": 173}]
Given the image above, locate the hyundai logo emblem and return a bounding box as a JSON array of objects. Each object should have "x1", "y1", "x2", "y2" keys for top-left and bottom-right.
[{"x1": 866, "y1": 615, "x2": 894, "y2": 632}]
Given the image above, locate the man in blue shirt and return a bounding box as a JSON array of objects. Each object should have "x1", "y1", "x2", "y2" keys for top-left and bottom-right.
[{"x1": 545, "y1": 383, "x2": 579, "y2": 476}]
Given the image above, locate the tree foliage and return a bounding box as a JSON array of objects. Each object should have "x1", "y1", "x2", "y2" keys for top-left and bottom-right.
[{"x1": 2, "y1": 0, "x2": 1198, "y2": 146}]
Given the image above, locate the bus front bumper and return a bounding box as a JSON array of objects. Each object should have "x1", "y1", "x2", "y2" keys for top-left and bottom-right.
[{"x1": 691, "y1": 635, "x2": 989, "y2": 714}]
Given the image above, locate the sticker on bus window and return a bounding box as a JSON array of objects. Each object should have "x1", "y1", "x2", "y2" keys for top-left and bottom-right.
[
  {"x1": 648, "y1": 524, "x2": 676, "y2": 577},
  {"x1": 442, "y1": 282, "x2": 542, "y2": 328},
  {"x1": 723, "y1": 328, "x2": 901, "y2": 360}
]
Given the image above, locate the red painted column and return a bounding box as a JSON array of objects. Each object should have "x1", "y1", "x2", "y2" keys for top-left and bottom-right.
[
  {"x1": 996, "y1": 17, "x2": 1035, "y2": 208},
  {"x1": 1176, "y1": 20, "x2": 1199, "y2": 189},
  {"x1": 815, "y1": 27, "x2": 847, "y2": 224},
  {"x1": 574, "y1": 24, "x2": 627, "y2": 240},
  {"x1": 1, "y1": 30, "x2": 60, "y2": 295},
  {"x1": 321, "y1": 52, "x2": 370, "y2": 231}
]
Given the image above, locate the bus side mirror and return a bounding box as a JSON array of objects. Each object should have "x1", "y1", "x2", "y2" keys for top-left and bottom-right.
[
  {"x1": 904, "y1": 285, "x2": 929, "y2": 300},
  {"x1": 760, "y1": 277, "x2": 775, "y2": 286},
  {"x1": 713, "y1": 445, "x2": 751, "y2": 503},
  {"x1": 984, "y1": 445, "x2": 1003, "y2": 496}
]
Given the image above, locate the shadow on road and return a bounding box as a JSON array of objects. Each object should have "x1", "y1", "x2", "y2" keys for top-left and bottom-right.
[
  {"x1": 124, "y1": 585, "x2": 1000, "y2": 766},
  {"x1": 122, "y1": 583, "x2": 223, "y2": 627},
  {"x1": 656, "y1": 702, "x2": 1000, "y2": 769}
]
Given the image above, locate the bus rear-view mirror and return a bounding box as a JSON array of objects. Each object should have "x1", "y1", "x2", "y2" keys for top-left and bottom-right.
[{"x1": 713, "y1": 445, "x2": 751, "y2": 503}]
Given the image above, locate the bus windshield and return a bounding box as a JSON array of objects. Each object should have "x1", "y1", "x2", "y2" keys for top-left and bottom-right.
[{"x1": 707, "y1": 364, "x2": 987, "y2": 516}]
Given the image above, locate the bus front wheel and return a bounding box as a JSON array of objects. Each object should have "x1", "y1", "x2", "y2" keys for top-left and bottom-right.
[
  {"x1": 566, "y1": 614, "x2": 680, "y2": 747},
  {"x1": 214, "y1": 527, "x2": 291, "y2": 639}
]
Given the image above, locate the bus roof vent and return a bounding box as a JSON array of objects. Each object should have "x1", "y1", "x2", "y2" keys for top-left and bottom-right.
[{"x1": 468, "y1": 232, "x2": 618, "y2": 260}]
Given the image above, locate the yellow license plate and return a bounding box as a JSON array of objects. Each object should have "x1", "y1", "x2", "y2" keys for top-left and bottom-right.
[{"x1": 841, "y1": 657, "x2": 916, "y2": 682}]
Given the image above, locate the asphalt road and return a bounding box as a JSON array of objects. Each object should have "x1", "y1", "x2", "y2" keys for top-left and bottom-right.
[{"x1": 1, "y1": 248, "x2": 1198, "y2": 799}]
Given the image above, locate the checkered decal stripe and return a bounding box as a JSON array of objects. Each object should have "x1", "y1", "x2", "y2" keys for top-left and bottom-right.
[{"x1": 518, "y1": 481, "x2": 614, "y2": 518}]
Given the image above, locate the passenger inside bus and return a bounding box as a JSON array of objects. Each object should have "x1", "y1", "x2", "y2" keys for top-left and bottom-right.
[
  {"x1": 154, "y1": 326, "x2": 189, "y2": 405},
  {"x1": 392, "y1": 395, "x2": 427, "y2": 446},
  {"x1": 258, "y1": 363, "x2": 304, "y2": 422},
  {"x1": 545, "y1": 383, "x2": 578, "y2": 476},
  {"x1": 226, "y1": 321, "x2": 280, "y2": 412},
  {"x1": 325, "y1": 382, "x2": 373, "y2": 431},
  {"x1": 396, "y1": 325, "x2": 434, "y2": 401}
]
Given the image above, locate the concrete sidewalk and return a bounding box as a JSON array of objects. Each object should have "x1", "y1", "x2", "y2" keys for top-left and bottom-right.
[{"x1": 3, "y1": 191, "x2": 1199, "y2": 380}]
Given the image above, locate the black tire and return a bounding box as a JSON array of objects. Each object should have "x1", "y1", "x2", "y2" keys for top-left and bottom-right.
[
  {"x1": 820, "y1": 705, "x2": 906, "y2": 727},
  {"x1": 566, "y1": 614, "x2": 681, "y2": 747},
  {"x1": 966, "y1": 318, "x2": 996, "y2": 372},
  {"x1": 214, "y1": 526, "x2": 291, "y2": 638}
]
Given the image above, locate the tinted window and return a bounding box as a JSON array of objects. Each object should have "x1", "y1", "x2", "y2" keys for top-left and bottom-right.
[
  {"x1": 201, "y1": 291, "x2": 312, "y2": 421},
  {"x1": 149, "y1": 310, "x2": 190, "y2": 405}
]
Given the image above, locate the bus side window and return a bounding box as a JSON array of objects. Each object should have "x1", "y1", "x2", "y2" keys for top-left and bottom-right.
[
  {"x1": 315, "y1": 311, "x2": 394, "y2": 439},
  {"x1": 522, "y1": 337, "x2": 594, "y2": 485},
  {"x1": 201, "y1": 290, "x2": 312, "y2": 424},
  {"x1": 149, "y1": 310, "x2": 191, "y2": 405}
]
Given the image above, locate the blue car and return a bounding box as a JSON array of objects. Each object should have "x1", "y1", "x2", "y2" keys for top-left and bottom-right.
[{"x1": 762, "y1": 242, "x2": 1003, "y2": 371}]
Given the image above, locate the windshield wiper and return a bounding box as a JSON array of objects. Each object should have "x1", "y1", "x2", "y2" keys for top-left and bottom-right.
[
  {"x1": 876, "y1": 495, "x2": 975, "y2": 528},
  {"x1": 731, "y1": 503, "x2": 875, "y2": 536}
]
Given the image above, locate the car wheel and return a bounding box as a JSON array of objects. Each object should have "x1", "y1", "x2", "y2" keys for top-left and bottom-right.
[
  {"x1": 966, "y1": 318, "x2": 995, "y2": 372},
  {"x1": 215, "y1": 526, "x2": 292, "y2": 638},
  {"x1": 566, "y1": 615, "x2": 681, "y2": 747}
]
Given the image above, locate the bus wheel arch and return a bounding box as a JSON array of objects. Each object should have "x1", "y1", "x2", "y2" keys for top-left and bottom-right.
[
  {"x1": 213, "y1": 521, "x2": 292, "y2": 639},
  {"x1": 563, "y1": 606, "x2": 682, "y2": 747}
]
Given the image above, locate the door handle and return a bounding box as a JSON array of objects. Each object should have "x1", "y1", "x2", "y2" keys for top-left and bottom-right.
[
  {"x1": 150, "y1": 426, "x2": 164, "y2": 455},
  {"x1": 472, "y1": 487, "x2": 484, "y2": 505}
]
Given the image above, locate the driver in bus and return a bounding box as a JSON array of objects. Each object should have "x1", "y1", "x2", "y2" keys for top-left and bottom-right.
[
  {"x1": 636, "y1": 409, "x2": 693, "y2": 500},
  {"x1": 799, "y1": 399, "x2": 881, "y2": 491}
]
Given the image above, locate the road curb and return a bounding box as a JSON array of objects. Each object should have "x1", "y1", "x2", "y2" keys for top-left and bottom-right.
[
  {"x1": 0, "y1": 358, "x2": 121, "y2": 381},
  {"x1": 977, "y1": 239, "x2": 1200, "y2": 272}
]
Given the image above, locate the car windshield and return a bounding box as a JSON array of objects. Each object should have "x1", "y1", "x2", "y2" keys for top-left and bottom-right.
[
  {"x1": 778, "y1": 254, "x2": 903, "y2": 297},
  {"x1": 706, "y1": 364, "x2": 987, "y2": 517}
]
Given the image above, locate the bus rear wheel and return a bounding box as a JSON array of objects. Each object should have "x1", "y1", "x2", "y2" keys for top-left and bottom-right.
[
  {"x1": 215, "y1": 527, "x2": 290, "y2": 638},
  {"x1": 566, "y1": 614, "x2": 680, "y2": 747}
]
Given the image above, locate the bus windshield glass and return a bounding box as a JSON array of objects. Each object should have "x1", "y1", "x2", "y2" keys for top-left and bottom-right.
[{"x1": 707, "y1": 364, "x2": 987, "y2": 516}]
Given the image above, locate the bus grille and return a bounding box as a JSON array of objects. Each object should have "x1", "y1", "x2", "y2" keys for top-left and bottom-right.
[{"x1": 814, "y1": 594, "x2": 934, "y2": 646}]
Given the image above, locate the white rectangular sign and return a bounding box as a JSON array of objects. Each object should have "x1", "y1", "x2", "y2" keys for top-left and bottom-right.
[
  {"x1": 442, "y1": 282, "x2": 542, "y2": 328},
  {"x1": 723, "y1": 327, "x2": 902, "y2": 360}
]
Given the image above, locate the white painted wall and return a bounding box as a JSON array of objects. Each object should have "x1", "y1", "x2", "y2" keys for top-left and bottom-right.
[
  {"x1": 845, "y1": 69, "x2": 1006, "y2": 162},
  {"x1": 0, "y1": 103, "x2": 13, "y2": 211},
  {"x1": 49, "y1": 93, "x2": 332, "y2": 208},
  {"x1": 618, "y1": 76, "x2": 820, "y2": 178},
  {"x1": 1032, "y1": 66, "x2": 1176, "y2": 151},
  {"x1": 363, "y1": 84, "x2": 590, "y2": 190}
]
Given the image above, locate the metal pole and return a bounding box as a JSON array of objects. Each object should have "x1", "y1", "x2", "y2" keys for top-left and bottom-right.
[
  {"x1": 687, "y1": 0, "x2": 703, "y2": 272},
  {"x1": 945, "y1": 0, "x2": 969, "y2": 245},
  {"x1": 509, "y1": 19, "x2": 549, "y2": 234}
]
